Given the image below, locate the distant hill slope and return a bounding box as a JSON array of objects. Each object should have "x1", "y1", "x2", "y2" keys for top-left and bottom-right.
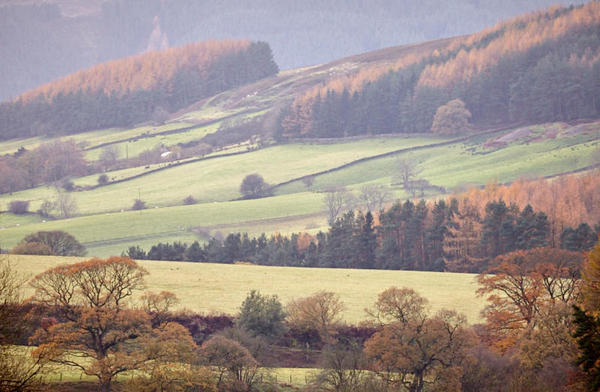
[
  {"x1": 282, "y1": 2, "x2": 600, "y2": 138},
  {"x1": 0, "y1": 0, "x2": 587, "y2": 102},
  {"x1": 0, "y1": 40, "x2": 278, "y2": 139}
]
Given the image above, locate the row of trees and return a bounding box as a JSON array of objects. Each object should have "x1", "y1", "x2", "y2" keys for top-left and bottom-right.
[
  {"x1": 125, "y1": 197, "x2": 599, "y2": 273},
  {"x1": 4, "y1": 238, "x2": 600, "y2": 391},
  {"x1": 280, "y1": 2, "x2": 600, "y2": 138},
  {"x1": 0, "y1": 40, "x2": 278, "y2": 139}
]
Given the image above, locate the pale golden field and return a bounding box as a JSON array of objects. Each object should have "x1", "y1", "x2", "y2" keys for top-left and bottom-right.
[{"x1": 9, "y1": 254, "x2": 486, "y2": 324}]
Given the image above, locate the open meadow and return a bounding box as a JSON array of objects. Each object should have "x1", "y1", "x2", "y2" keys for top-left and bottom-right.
[{"x1": 9, "y1": 254, "x2": 486, "y2": 324}]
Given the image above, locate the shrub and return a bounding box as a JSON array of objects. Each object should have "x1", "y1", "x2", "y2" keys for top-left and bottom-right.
[
  {"x1": 8, "y1": 200, "x2": 29, "y2": 214},
  {"x1": 240, "y1": 174, "x2": 270, "y2": 199},
  {"x1": 237, "y1": 290, "x2": 287, "y2": 339},
  {"x1": 37, "y1": 199, "x2": 55, "y2": 218},
  {"x1": 126, "y1": 365, "x2": 217, "y2": 392},
  {"x1": 132, "y1": 199, "x2": 147, "y2": 210},
  {"x1": 13, "y1": 231, "x2": 86, "y2": 256},
  {"x1": 183, "y1": 195, "x2": 198, "y2": 205},
  {"x1": 97, "y1": 174, "x2": 109, "y2": 185},
  {"x1": 60, "y1": 179, "x2": 75, "y2": 192}
]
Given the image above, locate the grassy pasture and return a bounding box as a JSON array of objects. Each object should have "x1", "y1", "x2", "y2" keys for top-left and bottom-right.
[
  {"x1": 0, "y1": 192, "x2": 326, "y2": 255},
  {"x1": 9, "y1": 254, "x2": 485, "y2": 324},
  {"x1": 0, "y1": 123, "x2": 193, "y2": 156},
  {"x1": 0, "y1": 135, "x2": 47, "y2": 156},
  {"x1": 83, "y1": 122, "x2": 221, "y2": 161},
  {"x1": 0, "y1": 136, "x2": 444, "y2": 215},
  {"x1": 276, "y1": 126, "x2": 600, "y2": 194},
  {"x1": 0, "y1": 122, "x2": 597, "y2": 257}
]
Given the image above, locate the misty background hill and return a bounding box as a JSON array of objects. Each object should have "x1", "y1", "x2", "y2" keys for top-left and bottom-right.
[{"x1": 0, "y1": 0, "x2": 587, "y2": 102}]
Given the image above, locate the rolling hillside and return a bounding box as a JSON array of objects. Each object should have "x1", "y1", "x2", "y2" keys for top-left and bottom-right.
[
  {"x1": 1, "y1": 3, "x2": 600, "y2": 258},
  {"x1": 1, "y1": 121, "x2": 597, "y2": 256},
  {"x1": 0, "y1": 0, "x2": 585, "y2": 101}
]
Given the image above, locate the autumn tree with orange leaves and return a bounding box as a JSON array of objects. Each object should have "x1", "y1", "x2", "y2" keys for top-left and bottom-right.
[
  {"x1": 477, "y1": 247, "x2": 583, "y2": 350},
  {"x1": 29, "y1": 257, "x2": 196, "y2": 392},
  {"x1": 287, "y1": 291, "x2": 345, "y2": 343}
]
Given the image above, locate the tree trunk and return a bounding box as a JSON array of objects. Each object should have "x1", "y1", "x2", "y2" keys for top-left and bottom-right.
[
  {"x1": 99, "y1": 382, "x2": 111, "y2": 392},
  {"x1": 410, "y1": 372, "x2": 425, "y2": 392}
]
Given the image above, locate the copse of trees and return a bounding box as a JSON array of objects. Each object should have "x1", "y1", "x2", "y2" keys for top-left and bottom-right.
[
  {"x1": 0, "y1": 40, "x2": 278, "y2": 140},
  {"x1": 280, "y1": 2, "x2": 600, "y2": 138}
]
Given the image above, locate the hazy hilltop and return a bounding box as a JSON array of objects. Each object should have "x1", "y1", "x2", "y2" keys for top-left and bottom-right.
[{"x1": 0, "y1": 0, "x2": 588, "y2": 101}]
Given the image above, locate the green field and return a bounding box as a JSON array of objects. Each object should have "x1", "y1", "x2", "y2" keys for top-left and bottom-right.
[
  {"x1": 277, "y1": 128, "x2": 599, "y2": 194},
  {"x1": 83, "y1": 122, "x2": 221, "y2": 161},
  {"x1": 1, "y1": 122, "x2": 598, "y2": 257},
  {"x1": 9, "y1": 254, "x2": 485, "y2": 323},
  {"x1": 0, "y1": 122, "x2": 193, "y2": 157},
  {"x1": 0, "y1": 135, "x2": 442, "y2": 215}
]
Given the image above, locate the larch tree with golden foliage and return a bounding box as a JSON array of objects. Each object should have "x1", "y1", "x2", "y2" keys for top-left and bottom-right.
[{"x1": 30, "y1": 257, "x2": 196, "y2": 392}]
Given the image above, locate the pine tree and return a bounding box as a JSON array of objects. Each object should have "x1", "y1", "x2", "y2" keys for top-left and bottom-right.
[{"x1": 355, "y1": 211, "x2": 377, "y2": 269}]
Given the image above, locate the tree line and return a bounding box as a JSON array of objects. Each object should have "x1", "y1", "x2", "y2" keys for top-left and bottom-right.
[
  {"x1": 280, "y1": 2, "x2": 600, "y2": 138},
  {"x1": 0, "y1": 40, "x2": 278, "y2": 140},
  {"x1": 124, "y1": 197, "x2": 599, "y2": 273}
]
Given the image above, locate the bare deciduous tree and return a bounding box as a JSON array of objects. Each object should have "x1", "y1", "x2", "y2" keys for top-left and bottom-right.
[
  {"x1": 323, "y1": 187, "x2": 355, "y2": 225},
  {"x1": 55, "y1": 189, "x2": 78, "y2": 218},
  {"x1": 302, "y1": 175, "x2": 315, "y2": 188},
  {"x1": 396, "y1": 158, "x2": 422, "y2": 189},
  {"x1": 359, "y1": 184, "x2": 391, "y2": 212},
  {"x1": 199, "y1": 335, "x2": 259, "y2": 390},
  {"x1": 99, "y1": 145, "x2": 120, "y2": 170}
]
